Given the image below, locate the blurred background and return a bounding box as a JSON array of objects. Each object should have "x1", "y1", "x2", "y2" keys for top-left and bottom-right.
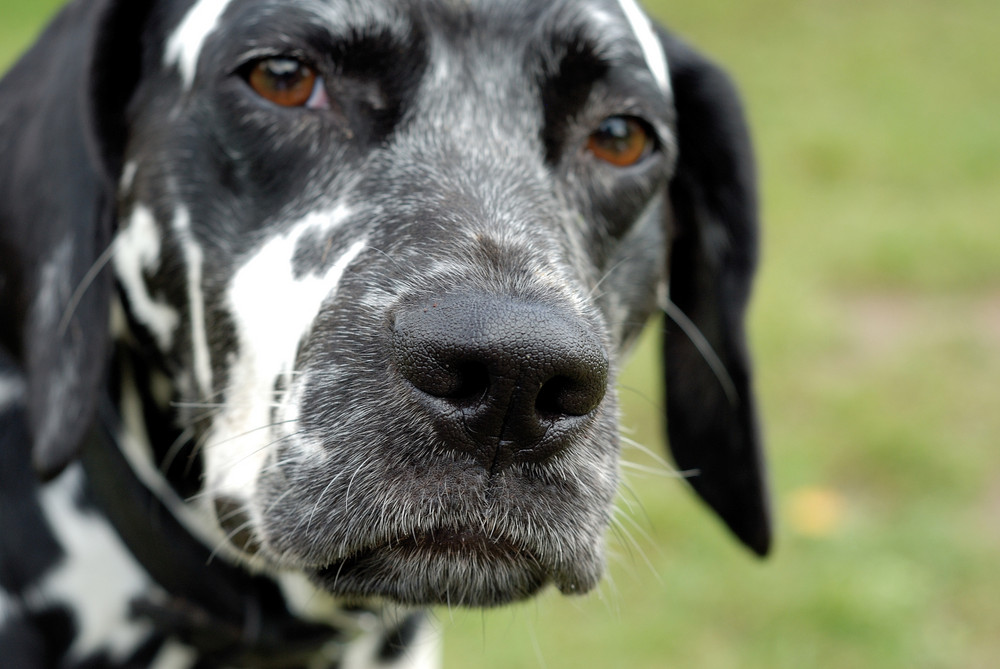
[{"x1": 3, "y1": 0, "x2": 998, "y2": 667}]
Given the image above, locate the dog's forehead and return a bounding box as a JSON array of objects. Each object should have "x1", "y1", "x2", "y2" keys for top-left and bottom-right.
[{"x1": 162, "y1": 0, "x2": 670, "y2": 92}]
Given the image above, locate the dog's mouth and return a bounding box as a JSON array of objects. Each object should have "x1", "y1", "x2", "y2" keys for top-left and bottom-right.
[
  {"x1": 306, "y1": 526, "x2": 560, "y2": 607},
  {"x1": 214, "y1": 498, "x2": 583, "y2": 606},
  {"x1": 360, "y1": 527, "x2": 528, "y2": 561}
]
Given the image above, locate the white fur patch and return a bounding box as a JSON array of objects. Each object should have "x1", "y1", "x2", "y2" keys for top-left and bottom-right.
[
  {"x1": 36, "y1": 465, "x2": 153, "y2": 661},
  {"x1": 616, "y1": 0, "x2": 670, "y2": 92},
  {"x1": 172, "y1": 207, "x2": 213, "y2": 397},
  {"x1": 114, "y1": 206, "x2": 181, "y2": 350},
  {"x1": 341, "y1": 612, "x2": 441, "y2": 669},
  {"x1": 164, "y1": 0, "x2": 236, "y2": 88},
  {"x1": 203, "y1": 205, "x2": 363, "y2": 504},
  {"x1": 149, "y1": 641, "x2": 198, "y2": 669}
]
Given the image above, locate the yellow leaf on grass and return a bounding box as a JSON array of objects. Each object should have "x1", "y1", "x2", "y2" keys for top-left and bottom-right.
[{"x1": 787, "y1": 486, "x2": 847, "y2": 537}]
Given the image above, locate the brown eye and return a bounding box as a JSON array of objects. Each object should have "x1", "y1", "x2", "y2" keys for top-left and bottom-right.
[
  {"x1": 587, "y1": 116, "x2": 653, "y2": 167},
  {"x1": 248, "y1": 57, "x2": 320, "y2": 107}
]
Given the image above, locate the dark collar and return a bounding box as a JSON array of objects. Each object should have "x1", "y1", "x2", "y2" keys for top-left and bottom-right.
[{"x1": 82, "y1": 401, "x2": 347, "y2": 668}]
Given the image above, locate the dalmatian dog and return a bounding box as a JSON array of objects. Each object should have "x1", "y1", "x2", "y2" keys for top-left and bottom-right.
[{"x1": 0, "y1": 0, "x2": 770, "y2": 666}]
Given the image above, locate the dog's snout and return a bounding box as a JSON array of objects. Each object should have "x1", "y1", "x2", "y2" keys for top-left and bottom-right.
[{"x1": 392, "y1": 295, "x2": 609, "y2": 469}]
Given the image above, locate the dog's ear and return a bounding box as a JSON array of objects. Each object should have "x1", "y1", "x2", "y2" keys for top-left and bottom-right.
[
  {"x1": 0, "y1": 1, "x2": 150, "y2": 478},
  {"x1": 656, "y1": 28, "x2": 772, "y2": 555}
]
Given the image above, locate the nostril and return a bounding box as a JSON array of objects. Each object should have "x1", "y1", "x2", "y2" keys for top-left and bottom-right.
[
  {"x1": 443, "y1": 361, "x2": 490, "y2": 404},
  {"x1": 535, "y1": 374, "x2": 606, "y2": 419}
]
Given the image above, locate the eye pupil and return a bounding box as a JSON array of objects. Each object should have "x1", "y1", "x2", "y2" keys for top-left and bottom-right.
[
  {"x1": 587, "y1": 116, "x2": 651, "y2": 167},
  {"x1": 248, "y1": 57, "x2": 319, "y2": 107}
]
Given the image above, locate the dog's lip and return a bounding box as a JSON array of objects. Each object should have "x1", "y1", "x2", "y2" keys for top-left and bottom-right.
[
  {"x1": 307, "y1": 526, "x2": 556, "y2": 607},
  {"x1": 323, "y1": 526, "x2": 532, "y2": 567}
]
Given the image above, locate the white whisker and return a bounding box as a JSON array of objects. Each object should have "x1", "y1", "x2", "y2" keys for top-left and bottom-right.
[{"x1": 58, "y1": 241, "x2": 117, "y2": 336}]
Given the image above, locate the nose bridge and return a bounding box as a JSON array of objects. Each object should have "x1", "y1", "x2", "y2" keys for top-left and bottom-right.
[
  {"x1": 421, "y1": 29, "x2": 539, "y2": 141},
  {"x1": 360, "y1": 32, "x2": 585, "y2": 295},
  {"x1": 396, "y1": 35, "x2": 549, "y2": 207}
]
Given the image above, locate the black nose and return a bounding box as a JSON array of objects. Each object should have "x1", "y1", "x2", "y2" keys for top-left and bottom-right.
[{"x1": 392, "y1": 294, "x2": 609, "y2": 471}]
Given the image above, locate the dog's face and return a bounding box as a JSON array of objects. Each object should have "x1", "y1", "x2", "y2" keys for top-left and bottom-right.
[
  {"x1": 2, "y1": 0, "x2": 770, "y2": 619},
  {"x1": 114, "y1": 0, "x2": 674, "y2": 606}
]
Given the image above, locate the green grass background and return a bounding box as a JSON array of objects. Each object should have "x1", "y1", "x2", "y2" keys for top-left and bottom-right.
[{"x1": 3, "y1": 1, "x2": 999, "y2": 667}]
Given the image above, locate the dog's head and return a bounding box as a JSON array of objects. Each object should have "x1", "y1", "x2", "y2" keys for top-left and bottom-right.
[{"x1": 0, "y1": 0, "x2": 769, "y2": 607}]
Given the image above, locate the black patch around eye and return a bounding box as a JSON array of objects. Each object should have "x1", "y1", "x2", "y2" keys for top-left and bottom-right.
[
  {"x1": 539, "y1": 33, "x2": 610, "y2": 165},
  {"x1": 230, "y1": 18, "x2": 429, "y2": 142},
  {"x1": 340, "y1": 28, "x2": 430, "y2": 139}
]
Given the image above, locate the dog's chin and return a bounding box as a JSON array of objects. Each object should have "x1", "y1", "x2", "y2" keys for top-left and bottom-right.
[{"x1": 304, "y1": 527, "x2": 602, "y2": 608}]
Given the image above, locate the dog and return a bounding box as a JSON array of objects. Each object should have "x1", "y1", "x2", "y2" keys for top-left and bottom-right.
[{"x1": 0, "y1": 0, "x2": 770, "y2": 666}]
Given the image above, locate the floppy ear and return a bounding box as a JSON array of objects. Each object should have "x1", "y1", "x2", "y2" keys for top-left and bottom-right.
[
  {"x1": 0, "y1": 1, "x2": 150, "y2": 478},
  {"x1": 656, "y1": 28, "x2": 772, "y2": 555}
]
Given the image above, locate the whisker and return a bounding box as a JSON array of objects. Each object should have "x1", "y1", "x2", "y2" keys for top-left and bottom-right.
[
  {"x1": 305, "y1": 469, "x2": 350, "y2": 534},
  {"x1": 222, "y1": 430, "x2": 303, "y2": 473},
  {"x1": 619, "y1": 459, "x2": 686, "y2": 479},
  {"x1": 662, "y1": 298, "x2": 739, "y2": 406},
  {"x1": 588, "y1": 255, "x2": 633, "y2": 300},
  {"x1": 208, "y1": 517, "x2": 255, "y2": 564},
  {"x1": 159, "y1": 426, "x2": 196, "y2": 475},
  {"x1": 609, "y1": 514, "x2": 662, "y2": 585},
  {"x1": 619, "y1": 434, "x2": 672, "y2": 470},
  {"x1": 615, "y1": 382, "x2": 662, "y2": 412},
  {"x1": 615, "y1": 478, "x2": 653, "y2": 528},
  {"x1": 343, "y1": 453, "x2": 378, "y2": 513},
  {"x1": 200, "y1": 419, "x2": 299, "y2": 451},
  {"x1": 170, "y1": 401, "x2": 228, "y2": 409},
  {"x1": 58, "y1": 241, "x2": 116, "y2": 336}
]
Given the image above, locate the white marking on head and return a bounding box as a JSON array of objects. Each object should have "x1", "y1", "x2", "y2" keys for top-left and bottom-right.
[
  {"x1": 37, "y1": 465, "x2": 153, "y2": 661},
  {"x1": 204, "y1": 205, "x2": 363, "y2": 505},
  {"x1": 616, "y1": 0, "x2": 671, "y2": 93},
  {"x1": 164, "y1": 0, "x2": 236, "y2": 88},
  {"x1": 113, "y1": 206, "x2": 180, "y2": 350},
  {"x1": 172, "y1": 207, "x2": 213, "y2": 397}
]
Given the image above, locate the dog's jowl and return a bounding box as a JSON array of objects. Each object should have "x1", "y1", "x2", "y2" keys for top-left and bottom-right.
[{"x1": 0, "y1": 0, "x2": 770, "y2": 666}]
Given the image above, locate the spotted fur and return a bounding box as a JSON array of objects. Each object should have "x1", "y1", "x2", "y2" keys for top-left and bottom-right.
[{"x1": 0, "y1": 0, "x2": 770, "y2": 666}]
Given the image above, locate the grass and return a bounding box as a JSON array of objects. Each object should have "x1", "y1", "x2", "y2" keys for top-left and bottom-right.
[{"x1": 3, "y1": 0, "x2": 999, "y2": 667}]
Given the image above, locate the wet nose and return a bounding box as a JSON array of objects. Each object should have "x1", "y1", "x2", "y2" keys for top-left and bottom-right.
[{"x1": 392, "y1": 294, "x2": 609, "y2": 471}]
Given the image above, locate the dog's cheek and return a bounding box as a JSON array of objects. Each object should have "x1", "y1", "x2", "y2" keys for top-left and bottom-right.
[{"x1": 597, "y1": 198, "x2": 668, "y2": 353}]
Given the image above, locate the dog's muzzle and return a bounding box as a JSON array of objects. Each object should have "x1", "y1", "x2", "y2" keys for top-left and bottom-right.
[{"x1": 392, "y1": 293, "x2": 609, "y2": 472}]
